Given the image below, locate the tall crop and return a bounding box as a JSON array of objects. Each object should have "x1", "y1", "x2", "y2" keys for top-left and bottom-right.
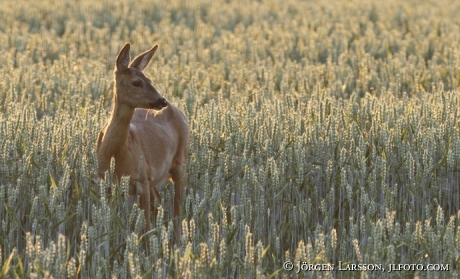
[{"x1": 1, "y1": 0, "x2": 460, "y2": 277}]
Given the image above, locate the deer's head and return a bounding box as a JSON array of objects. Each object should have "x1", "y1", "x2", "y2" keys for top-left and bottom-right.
[{"x1": 114, "y1": 43, "x2": 167, "y2": 110}]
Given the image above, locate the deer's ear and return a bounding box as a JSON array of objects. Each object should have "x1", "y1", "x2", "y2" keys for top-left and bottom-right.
[
  {"x1": 129, "y1": 45, "x2": 158, "y2": 71},
  {"x1": 116, "y1": 43, "x2": 131, "y2": 71}
]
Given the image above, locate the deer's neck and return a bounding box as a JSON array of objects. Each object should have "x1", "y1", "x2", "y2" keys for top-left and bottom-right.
[{"x1": 102, "y1": 96, "x2": 135, "y2": 156}]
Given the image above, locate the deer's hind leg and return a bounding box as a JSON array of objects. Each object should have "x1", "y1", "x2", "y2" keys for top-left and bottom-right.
[{"x1": 170, "y1": 165, "x2": 183, "y2": 244}]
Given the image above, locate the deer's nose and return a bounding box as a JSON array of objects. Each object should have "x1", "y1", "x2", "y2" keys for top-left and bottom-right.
[{"x1": 150, "y1": 98, "x2": 168, "y2": 110}]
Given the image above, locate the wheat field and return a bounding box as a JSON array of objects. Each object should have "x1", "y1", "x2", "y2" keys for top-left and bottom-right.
[{"x1": 1, "y1": 0, "x2": 460, "y2": 278}]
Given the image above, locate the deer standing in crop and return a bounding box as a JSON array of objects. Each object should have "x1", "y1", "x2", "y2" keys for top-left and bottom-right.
[{"x1": 96, "y1": 43, "x2": 189, "y2": 243}]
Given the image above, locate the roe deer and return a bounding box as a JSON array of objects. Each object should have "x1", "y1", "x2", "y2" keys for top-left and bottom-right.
[{"x1": 96, "y1": 43, "x2": 189, "y2": 243}]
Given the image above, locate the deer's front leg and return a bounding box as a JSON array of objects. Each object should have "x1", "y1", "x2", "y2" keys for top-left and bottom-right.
[{"x1": 138, "y1": 181, "x2": 152, "y2": 233}]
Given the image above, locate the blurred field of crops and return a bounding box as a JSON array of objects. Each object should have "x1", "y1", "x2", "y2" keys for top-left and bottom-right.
[{"x1": 1, "y1": 0, "x2": 460, "y2": 277}]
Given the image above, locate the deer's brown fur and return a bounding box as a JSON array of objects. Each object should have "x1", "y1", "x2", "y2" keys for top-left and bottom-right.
[{"x1": 96, "y1": 43, "x2": 189, "y2": 242}]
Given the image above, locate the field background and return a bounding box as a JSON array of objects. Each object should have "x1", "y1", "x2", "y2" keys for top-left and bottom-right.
[{"x1": 1, "y1": 0, "x2": 460, "y2": 277}]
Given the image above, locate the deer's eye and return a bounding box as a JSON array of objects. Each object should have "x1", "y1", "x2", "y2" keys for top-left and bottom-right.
[{"x1": 132, "y1": 81, "x2": 142, "y2": 87}]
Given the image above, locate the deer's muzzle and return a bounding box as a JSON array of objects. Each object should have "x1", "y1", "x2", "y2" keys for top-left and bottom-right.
[{"x1": 150, "y1": 98, "x2": 168, "y2": 110}]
